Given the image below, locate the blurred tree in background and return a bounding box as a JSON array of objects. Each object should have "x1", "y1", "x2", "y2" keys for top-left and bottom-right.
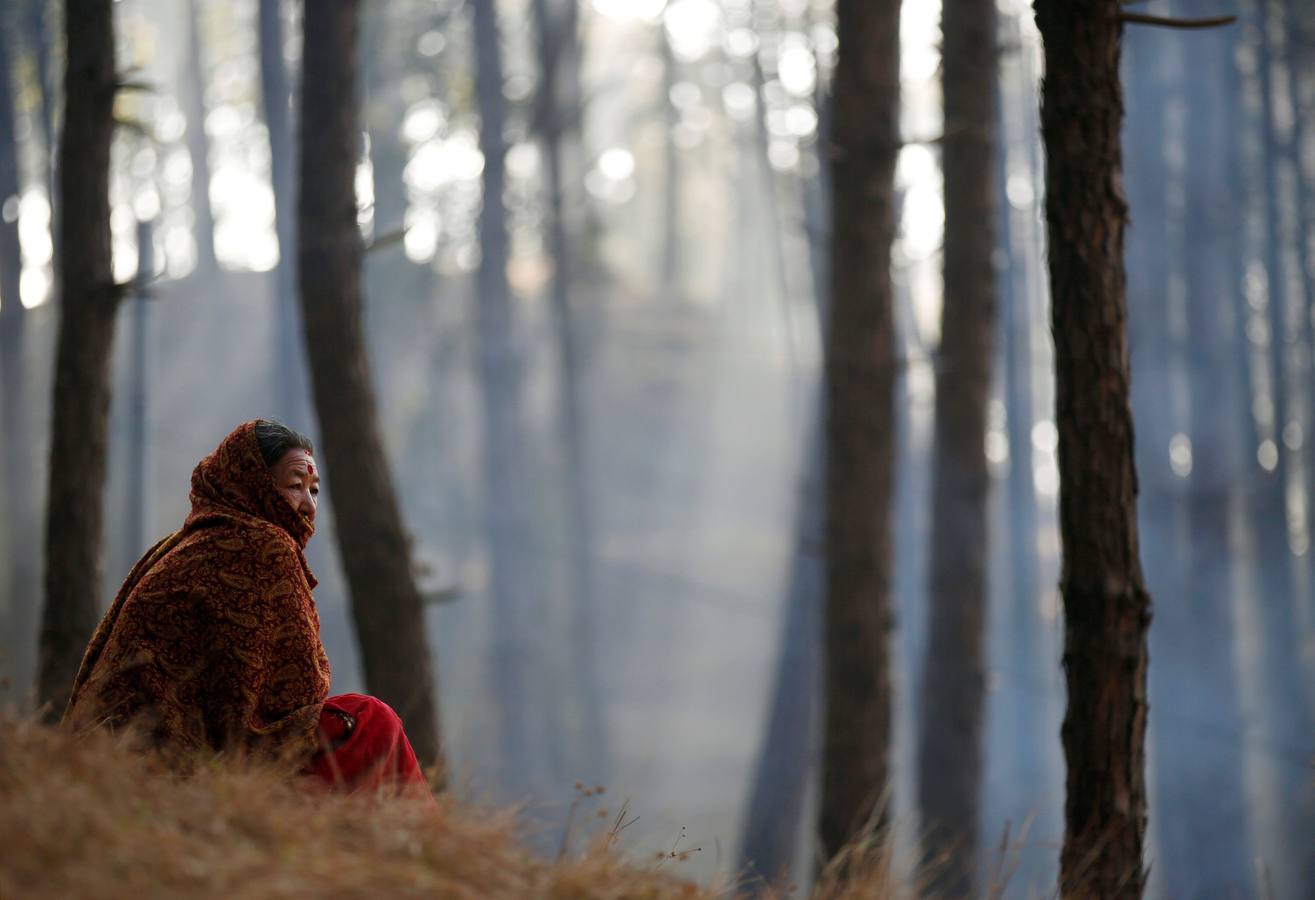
[
  {"x1": 36, "y1": 0, "x2": 119, "y2": 719},
  {"x1": 297, "y1": 0, "x2": 442, "y2": 768}
]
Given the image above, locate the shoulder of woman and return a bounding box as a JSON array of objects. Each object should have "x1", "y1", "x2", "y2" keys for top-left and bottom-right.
[{"x1": 171, "y1": 518, "x2": 307, "y2": 588}]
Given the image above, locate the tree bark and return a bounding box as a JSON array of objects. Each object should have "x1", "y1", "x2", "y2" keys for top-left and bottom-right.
[
  {"x1": 916, "y1": 0, "x2": 996, "y2": 893},
  {"x1": 297, "y1": 0, "x2": 442, "y2": 769},
  {"x1": 36, "y1": 0, "x2": 120, "y2": 719},
  {"x1": 1031, "y1": 3, "x2": 1152, "y2": 897},
  {"x1": 819, "y1": 0, "x2": 900, "y2": 861}
]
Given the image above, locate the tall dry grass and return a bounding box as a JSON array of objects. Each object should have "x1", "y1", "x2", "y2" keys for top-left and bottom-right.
[{"x1": 0, "y1": 716, "x2": 912, "y2": 899}]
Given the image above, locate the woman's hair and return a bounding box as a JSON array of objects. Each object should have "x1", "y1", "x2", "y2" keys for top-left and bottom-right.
[{"x1": 253, "y1": 419, "x2": 315, "y2": 466}]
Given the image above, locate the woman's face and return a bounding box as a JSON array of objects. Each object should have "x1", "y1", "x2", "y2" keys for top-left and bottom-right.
[{"x1": 270, "y1": 448, "x2": 319, "y2": 522}]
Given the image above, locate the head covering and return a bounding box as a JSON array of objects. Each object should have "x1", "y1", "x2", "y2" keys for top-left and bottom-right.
[
  {"x1": 64, "y1": 422, "x2": 330, "y2": 766},
  {"x1": 187, "y1": 420, "x2": 316, "y2": 555}
]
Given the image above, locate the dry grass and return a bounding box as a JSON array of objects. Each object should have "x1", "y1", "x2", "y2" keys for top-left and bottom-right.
[
  {"x1": 0, "y1": 717, "x2": 725, "y2": 899},
  {"x1": 0, "y1": 716, "x2": 917, "y2": 900}
]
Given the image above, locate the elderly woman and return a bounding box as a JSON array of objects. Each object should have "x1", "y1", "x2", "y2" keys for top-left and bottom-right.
[{"x1": 64, "y1": 419, "x2": 429, "y2": 796}]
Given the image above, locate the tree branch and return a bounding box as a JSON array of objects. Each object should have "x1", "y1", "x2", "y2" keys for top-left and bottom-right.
[
  {"x1": 363, "y1": 226, "x2": 406, "y2": 255},
  {"x1": 1120, "y1": 12, "x2": 1237, "y2": 29}
]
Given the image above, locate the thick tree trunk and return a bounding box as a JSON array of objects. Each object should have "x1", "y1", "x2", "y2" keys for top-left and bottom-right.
[
  {"x1": 183, "y1": 0, "x2": 218, "y2": 274},
  {"x1": 36, "y1": 0, "x2": 120, "y2": 719},
  {"x1": 916, "y1": 0, "x2": 996, "y2": 893},
  {"x1": 297, "y1": 0, "x2": 442, "y2": 769},
  {"x1": 819, "y1": 0, "x2": 900, "y2": 861},
  {"x1": 258, "y1": 0, "x2": 307, "y2": 425},
  {"x1": 1032, "y1": 3, "x2": 1151, "y2": 897}
]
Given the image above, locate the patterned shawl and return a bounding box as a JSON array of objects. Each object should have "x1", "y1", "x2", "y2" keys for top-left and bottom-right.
[{"x1": 64, "y1": 421, "x2": 331, "y2": 766}]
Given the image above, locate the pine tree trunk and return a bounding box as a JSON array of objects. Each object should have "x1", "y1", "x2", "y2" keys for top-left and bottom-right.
[
  {"x1": 819, "y1": 0, "x2": 900, "y2": 860},
  {"x1": 1032, "y1": 3, "x2": 1151, "y2": 896},
  {"x1": 917, "y1": 0, "x2": 996, "y2": 892},
  {"x1": 297, "y1": 0, "x2": 442, "y2": 769},
  {"x1": 37, "y1": 0, "x2": 120, "y2": 719}
]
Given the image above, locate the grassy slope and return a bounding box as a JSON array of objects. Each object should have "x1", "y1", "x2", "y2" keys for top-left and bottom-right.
[{"x1": 0, "y1": 718, "x2": 899, "y2": 899}]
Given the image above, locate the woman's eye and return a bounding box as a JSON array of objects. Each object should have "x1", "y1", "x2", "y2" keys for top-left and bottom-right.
[{"x1": 310, "y1": 488, "x2": 319, "y2": 497}]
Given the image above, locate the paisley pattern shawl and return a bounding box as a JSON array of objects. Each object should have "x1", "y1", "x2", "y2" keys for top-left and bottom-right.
[{"x1": 64, "y1": 421, "x2": 330, "y2": 766}]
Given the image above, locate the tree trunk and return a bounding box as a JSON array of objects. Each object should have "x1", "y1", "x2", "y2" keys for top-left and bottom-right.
[
  {"x1": 36, "y1": 0, "x2": 120, "y2": 719},
  {"x1": 0, "y1": 11, "x2": 22, "y2": 316},
  {"x1": 472, "y1": 0, "x2": 554, "y2": 798},
  {"x1": 23, "y1": 0, "x2": 57, "y2": 246},
  {"x1": 297, "y1": 0, "x2": 442, "y2": 769},
  {"x1": 1167, "y1": 8, "x2": 1252, "y2": 890},
  {"x1": 258, "y1": 0, "x2": 307, "y2": 425},
  {"x1": 659, "y1": 28, "x2": 681, "y2": 297},
  {"x1": 738, "y1": 70, "x2": 832, "y2": 881},
  {"x1": 0, "y1": 10, "x2": 33, "y2": 699},
  {"x1": 917, "y1": 0, "x2": 996, "y2": 893},
  {"x1": 1031, "y1": 3, "x2": 1151, "y2": 897},
  {"x1": 738, "y1": 423, "x2": 823, "y2": 883},
  {"x1": 819, "y1": 0, "x2": 900, "y2": 861},
  {"x1": 532, "y1": 0, "x2": 610, "y2": 785},
  {"x1": 183, "y1": 0, "x2": 218, "y2": 274},
  {"x1": 23, "y1": 0, "x2": 55, "y2": 146},
  {"x1": 121, "y1": 219, "x2": 154, "y2": 572},
  {"x1": 1256, "y1": 0, "x2": 1293, "y2": 492}
]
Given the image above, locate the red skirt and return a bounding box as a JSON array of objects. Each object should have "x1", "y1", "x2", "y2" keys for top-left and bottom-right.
[{"x1": 307, "y1": 693, "x2": 432, "y2": 798}]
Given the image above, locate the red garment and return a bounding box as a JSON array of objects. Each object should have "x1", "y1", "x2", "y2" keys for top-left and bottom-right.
[{"x1": 308, "y1": 694, "x2": 431, "y2": 797}]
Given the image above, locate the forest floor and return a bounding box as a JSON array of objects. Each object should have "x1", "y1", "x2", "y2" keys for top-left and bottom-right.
[{"x1": 0, "y1": 716, "x2": 901, "y2": 899}]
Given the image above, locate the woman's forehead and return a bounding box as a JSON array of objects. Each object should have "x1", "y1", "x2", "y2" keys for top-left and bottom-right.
[{"x1": 277, "y1": 449, "x2": 316, "y2": 475}]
